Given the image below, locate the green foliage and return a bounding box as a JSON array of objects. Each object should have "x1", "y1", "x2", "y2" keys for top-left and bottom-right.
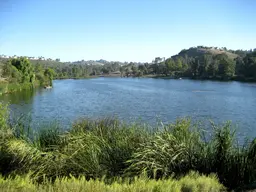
[
  {"x1": 29, "y1": 59, "x2": 122, "y2": 79},
  {"x1": 71, "y1": 118, "x2": 149, "y2": 177},
  {"x1": 1, "y1": 47, "x2": 256, "y2": 81},
  {"x1": 35, "y1": 126, "x2": 64, "y2": 151},
  {"x1": 43, "y1": 68, "x2": 55, "y2": 86},
  {"x1": 176, "y1": 58, "x2": 183, "y2": 71},
  {"x1": 242, "y1": 51, "x2": 256, "y2": 79},
  {"x1": 125, "y1": 120, "x2": 256, "y2": 189},
  {"x1": 215, "y1": 54, "x2": 236, "y2": 77},
  {"x1": 127, "y1": 119, "x2": 203, "y2": 178},
  {"x1": 0, "y1": 102, "x2": 8, "y2": 129},
  {"x1": 0, "y1": 103, "x2": 14, "y2": 176},
  {"x1": 7, "y1": 57, "x2": 34, "y2": 83},
  {"x1": 0, "y1": 58, "x2": 54, "y2": 94},
  {"x1": 2, "y1": 107, "x2": 256, "y2": 189},
  {"x1": 119, "y1": 47, "x2": 255, "y2": 81},
  {"x1": 0, "y1": 82, "x2": 34, "y2": 94}
]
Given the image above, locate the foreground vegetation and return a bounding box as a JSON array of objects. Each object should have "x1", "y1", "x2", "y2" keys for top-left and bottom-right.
[
  {"x1": 0, "y1": 172, "x2": 224, "y2": 192},
  {"x1": 2, "y1": 103, "x2": 256, "y2": 190}
]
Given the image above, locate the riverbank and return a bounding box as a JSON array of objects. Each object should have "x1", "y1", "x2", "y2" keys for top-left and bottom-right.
[
  {"x1": 54, "y1": 73, "x2": 122, "y2": 80},
  {"x1": 142, "y1": 74, "x2": 256, "y2": 83},
  {"x1": 54, "y1": 76, "x2": 93, "y2": 80},
  {"x1": 53, "y1": 73, "x2": 256, "y2": 84}
]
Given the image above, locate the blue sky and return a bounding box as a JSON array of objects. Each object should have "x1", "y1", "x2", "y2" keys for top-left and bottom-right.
[{"x1": 0, "y1": 0, "x2": 255, "y2": 62}]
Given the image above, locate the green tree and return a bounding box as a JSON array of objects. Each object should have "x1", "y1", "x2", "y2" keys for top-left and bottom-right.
[
  {"x1": 182, "y1": 61, "x2": 189, "y2": 73},
  {"x1": 190, "y1": 58, "x2": 200, "y2": 77},
  {"x1": 243, "y1": 51, "x2": 256, "y2": 78},
  {"x1": 2, "y1": 62, "x2": 22, "y2": 82},
  {"x1": 216, "y1": 54, "x2": 235, "y2": 77},
  {"x1": 138, "y1": 64, "x2": 148, "y2": 75},
  {"x1": 44, "y1": 68, "x2": 55, "y2": 86},
  {"x1": 176, "y1": 58, "x2": 183, "y2": 71},
  {"x1": 6, "y1": 57, "x2": 34, "y2": 83},
  {"x1": 120, "y1": 66, "x2": 124, "y2": 77},
  {"x1": 165, "y1": 59, "x2": 176, "y2": 75},
  {"x1": 208, "y1": 60, "x2": 219, "y2": 77},
  {"x1": 235, "y1": 57, "x2": 245, "y2": 76},
  {"x1": 131, "y1": 65, "x2": 138, "y2": 76},
  {"x1": 154, "y1": 57, "x2": 162, "y2": 64}
]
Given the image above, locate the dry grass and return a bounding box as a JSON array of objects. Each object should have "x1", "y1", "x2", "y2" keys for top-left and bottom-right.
[
  {"x1": 0, "y1": 172, "x2": 225, "y2": 192},
  {"x1": 198, "y1": 48, "x2": 238, "y2": 59}
]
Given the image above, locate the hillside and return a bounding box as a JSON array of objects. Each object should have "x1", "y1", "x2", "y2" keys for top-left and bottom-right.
[
  {"x1": 172, "y1": 46, "x2": 240, "y2": 60},
  {"x1": 71, "y1": 60, "x2": 104, "y2": 65}
]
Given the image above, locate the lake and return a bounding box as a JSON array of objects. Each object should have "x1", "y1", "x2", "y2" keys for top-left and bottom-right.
[{"x1": 1, "y1": 78, "x2": 256, "y2": 137}]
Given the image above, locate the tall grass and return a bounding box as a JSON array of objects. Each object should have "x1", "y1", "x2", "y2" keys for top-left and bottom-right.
[
  {"x1": 0, "y1": 103, "x2": 13, "y2": 175},
  {"x1": 0, "y1": 82, "x2": 35, "y2": 95},
  {"x1": 1, "y1": 107, "x2": 256, "y2": 190}
]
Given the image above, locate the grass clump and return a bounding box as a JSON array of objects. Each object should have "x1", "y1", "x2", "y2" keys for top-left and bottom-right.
[
  {"x1": 60, "y1": 118, "x2": 149, "y2": 178},
  {"x1": 127, "y1": 119, "x2": 203, "y2": 178}
]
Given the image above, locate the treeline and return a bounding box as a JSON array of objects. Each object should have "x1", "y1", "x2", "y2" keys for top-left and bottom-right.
[
  {"x1": 1, "y1": 46, "x2": 256, "y2": 81},
  {"x1": 30, "y1": 60, "x2": 122, "y2": 79},
  {"x1": 1, "y1": 57, "x2": 54, "y2": 86},
  {"x1": 0, "y1": 58, "x2": 123, "y2": 83},
  {"x1": 122, "y1": 47, "x2": 256, "y2": 81}
]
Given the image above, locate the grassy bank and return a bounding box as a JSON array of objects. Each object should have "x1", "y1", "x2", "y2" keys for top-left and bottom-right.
[{"x1": 1, "y1": 103, "x2": 256, "y2": 190}]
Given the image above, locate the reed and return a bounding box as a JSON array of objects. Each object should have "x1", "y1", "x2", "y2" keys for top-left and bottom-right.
[{"x1": 1, "y1": 105, "x2": 256, "y2": 190}]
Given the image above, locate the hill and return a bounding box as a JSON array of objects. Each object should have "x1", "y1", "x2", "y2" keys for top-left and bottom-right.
[
  {"x1": 71, "y1": 60, "x2": 104, "y2": 66},
  {"x1": 172, "y1": 46, "x2": 240, "y2": 60}
]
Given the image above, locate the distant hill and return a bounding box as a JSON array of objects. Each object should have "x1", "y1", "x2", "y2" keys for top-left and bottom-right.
[
  {"x1": 96, "y1": 59, "x2": 109, "y2": 64},
  {"x1": 172, "y1": 46, "x2": 240, "y2": 60},
  {"x1": 71, "y1": 60, "x2": 104, "y2": 66}
]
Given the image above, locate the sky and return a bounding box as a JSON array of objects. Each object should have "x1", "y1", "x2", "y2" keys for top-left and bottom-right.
[{"x1": 0, "y1": 0, "x2": 255, "y2": 62}]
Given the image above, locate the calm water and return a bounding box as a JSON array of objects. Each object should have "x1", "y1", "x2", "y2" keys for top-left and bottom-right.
[{"x1": 1, "y1": 78, "x2": 256, "y2": 136}]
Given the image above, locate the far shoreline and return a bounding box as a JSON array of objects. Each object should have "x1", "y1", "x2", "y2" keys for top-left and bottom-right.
[{"x1": 54, "y1": 74, "x2": 256, "y2": 83}]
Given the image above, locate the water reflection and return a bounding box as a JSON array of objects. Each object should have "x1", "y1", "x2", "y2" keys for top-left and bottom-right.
[{"x1": 0, "y1": 88, "x2": 38, "y2": 105}]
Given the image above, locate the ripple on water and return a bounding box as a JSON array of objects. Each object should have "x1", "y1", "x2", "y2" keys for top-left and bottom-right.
[{"x1": 2, "y1": 78, "x2": 256, "y2": 138}]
